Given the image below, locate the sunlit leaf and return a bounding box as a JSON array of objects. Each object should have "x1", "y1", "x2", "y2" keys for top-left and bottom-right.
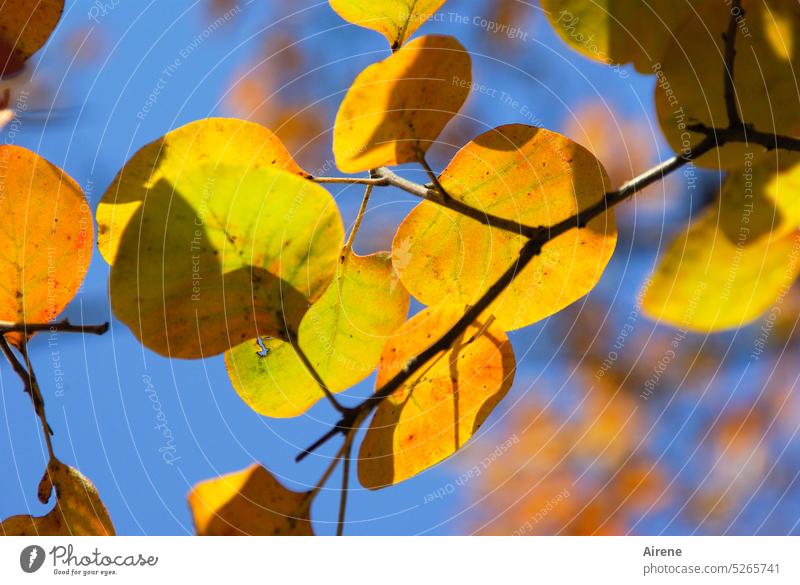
[
  {"x1": 96, "y1": 118, "x2": 343, "y2": 358},
  {"x1": 358, "y1": 305, "x2": 515, "y2": 489},
  {"x1": 0, "y1": 145, "x2": 92, "y2": 347},
  {"x1": 0, "y1": 0, "x2": 64, "y2": 76},
  {"x1": 333, "y1": 34, "x2": 470, "y2": 173},
  {"x1": 392, "y1": 124, "x2": 617, "y2": 331},
  {"x1": 1, "y1": 459, "x2": 115, "y2": 535},
  {"x1": 642, "y1": 210, "x2": 800, "y2": 331},
  {"x1": 329, "y1": 0, "x2": 447, "y2": 49},
  {"x1": 541, "y1": 0, "x2": 686, "y2": 72},
  {"x1": 188, "y1": 463, "x2": 313, "y2": 535},
  {"x1": 655, "y1": 0, "x2": 800, "y2": 168},
  {"x1": 719, "y1": 152, "x2": 800, "y2": 246},
  {"x1": 225, "y1": 251, "x2": 409, "y2": 417}
]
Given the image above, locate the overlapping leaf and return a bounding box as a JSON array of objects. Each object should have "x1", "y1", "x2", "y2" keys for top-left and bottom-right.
[
  {"x1": 719, "y1": 153, "x2": 800, "y2": 246},
  {"x1": 1, "y1": 459, "x2": 115, "y2": 536},
  {"x1": 0, "y1": 145, "x2": 92, "y2": 347},
  {"x1": 642, "y1": 210, "x2": 800, "y2": 331},
  {"x1": 358, "y1": 305, "x2": 515, "y2": 489},
  {"x1": 96, "y1": 118, "x2": 343, "y2": 358},
  {"x1": 0, "y1": 0, "x2": 64, "y2": 76},
  {"x1": 333, "y1": 34, "x2": 471, "y2": 173},
  {"x1": 654, "y1": 0, "x2": 800, "y2": 168},
  {"x1": 541, "y1": 0, "x2": 686, "y2": 73},
  {"x1": 392, "y1": 124, "x2": 617, "y2": 331},
  {"x1": 329, "y1": 0, "x2": 447, "y2": 49},
  {"x1": 188, "y1": 463, "x2": 313, "y2": 535},
  {"x1": 225, "y1": 251, "x2": 409, "y2": 418}
]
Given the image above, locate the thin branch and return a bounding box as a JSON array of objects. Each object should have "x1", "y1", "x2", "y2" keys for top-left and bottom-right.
[
  {"x1": 0, "y1": 319, "x2": 109, "y2": 335},
  {"x1": 336, "y1": 431, "x2": 355, "y2": 536},
  {"x1": 723, "y1": 0, "x2": 744, "y2": 128},
  {"x1": 0, "y1": 337, "x2": 55, "y2": 461},
  {"x1": 312, "y1": 176, "x2": 387, "y2": 186},
  {"x1": 290, "y1": 338, "x2": 346, "y2": 415},
  {"x1": 344, "y1": 184, "x2": 373, "y2": 251}
]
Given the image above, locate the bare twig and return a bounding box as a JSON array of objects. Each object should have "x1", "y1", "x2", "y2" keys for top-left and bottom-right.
[
  {"x1": 0, "y1": 318, "x2": 109, "y2": 335},
  {"x1": 723, "y1": 0, "x2": 744, "y2": 128}
]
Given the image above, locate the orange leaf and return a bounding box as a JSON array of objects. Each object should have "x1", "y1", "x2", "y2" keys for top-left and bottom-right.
[
  {"x1": 358, "y1": 305, "x2": 515, "y2": 489},
  {"x1": 188, "y1": 464, "x2": 313, "y2": 535},
  {"x1": 333, "y1": 35, "x2": 470, "y2": 173},
  {"x1": 0, "y1": 0, "x2": 63, "y2": 76},
  {"x1": 0, "y1": 145, "x2": 92, "y2": 347}
]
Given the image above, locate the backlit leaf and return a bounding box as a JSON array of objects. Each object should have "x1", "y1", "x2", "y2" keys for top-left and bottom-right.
[
  {"x1": 719, "y1": 152, "x2": 800, "y2": 246},
  {"x1": 642, "y1": 210, "x2": 800, "y2": 331},
  {"x1": 96, "y1": 118, "x2": 343, "y2": 358},
  {"x1": 1, "y1": 459, "x2": 115, "y2": 536},
  {"x1": 541, "y1": 0, "x2": 688, "y2": 73},
  {"x1": 0, "y1": 0, "x2": 64, "y2": 76},
  {"x1": 392, "y1": 124, "x2": 617, "y2": 331},
  {"x1": 225, "y1": 251, "x2": 409, "y2": 418},
  {"x1": 188, "y1": 463, "x2": 313, "y2": 535},
  {"x1": 329, "y1": 0, "x2": 447, "y2": 49},
  {"x1": 654, "y1": 0, "x2": 800, "y2": 168},
  {"x1": 358, "y1": 305, "x2": 516, "y2": 489},
  {"x1": 0, "y1": 145, "x2": 92, "y2": 347},
  {"x1": 333, "y1": 35, "x2": 470, "y2": 173}
]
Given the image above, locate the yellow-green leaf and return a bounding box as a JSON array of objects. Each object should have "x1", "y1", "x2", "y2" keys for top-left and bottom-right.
[
  {"x1": 541, "y1": 0, "x2": 689, "y2": 73},
  {"x1": 0, "y1": 0, "x2": 64, "y2": 76},
  {"x1": 0, "y1": 145, "x2": 92, "y2": 347},
  {"x1": 655, "y1": 0, "x2": 800, "y2": 168},
  {"x1": 358, "y1": 305, "x2": 516, "y2": 489},
  {"x1": 1, "y1": 459, "x2": 115, "y2": 536},
  {"x1": 226, "y1": 251, "x2": 409, "y2": 417},
  {"x1": 333, "y1": 34, "x2": 471, "y2": 173},
  {"x1": 96, "y1": 118, "x2": 343, "y2": 358},
  {"x1": 719, "y1": 152, "x2": 800, "y2": 246},
  {"x1": 642, "y1": 210, "x2": 800, "y2": 331},
  {"x1": 329, "y1": 0, "x2": 447, "y2": 49},
  {"x1": 392, "y1": 124, "x2": 617, "y2": 331},
  {"x1": 188, "y1": 463, "x2": 313, "y2": 535}
]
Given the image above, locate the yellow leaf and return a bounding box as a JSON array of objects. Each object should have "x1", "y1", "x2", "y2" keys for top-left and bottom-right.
[
  {"x1": 642, "y1": 210, "x2": 800, "y2": 331},
  {"x1": 719, "y1": 152, "x2": 800, "y2": 246},
  {"x1": 655, "y1": 0, "x2": 800, "y2": 168},
  {"x1": 329, "y1": 0, "x2": 447, "y2": 49},
  {"x1": 0, "y1": 145, "x2": 92, "y2": 347},
  {"x1": 226, "y1": 251, "x2": 409, "y2": 417},
  {"x1": 333, "y1": 35, "x2": 470, "y2": 173},
  {"x1": 358, "y1": 305, "x2": 516, "y2": 489},
  {"x1": 541, "y1": 0, "x2": 688, "y2": 72},
  {"x1": 0, "y1": 0, "x2": 63, "y2": 76},
  {"x1": 392, "y1": 124, "x2": 617, "y2": 331},
  {"x1": 1, "y1": 459, "x2": 115, "y2": 536},
  {"x1": 96, "y1": 118, "x2": 343, "y2": 358},
  {"x1": 188, "y1": 463, "x2": 313, "y2": 535}
]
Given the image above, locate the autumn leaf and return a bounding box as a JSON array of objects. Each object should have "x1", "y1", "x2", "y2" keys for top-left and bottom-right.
[
  {"x1": 642, "y1": 210, "x2": 800, "y2": 331},
  {"x1": 226, "y1": 251, "x2": 409, "y2": 417},
  {"x1": 358, "y1": 305, "x2": 515, "y2": 489},
  {"x1": 329, "y1": 0, "x2": 447, "y2": 49},
  {"x1": 1, "y1": 458, "x2": 115, "y2": 536},
  {"x1": 392, "y1": 124, "x2": 617, "y2": 331},
  {"x1": 96, "y1": 118, "x2": 344, "y2": 358},
  {"x1": 719, "y1": 152, "x2": 800, "y2": 246},
  {"x1": 541, "y1": 0, "x2": 688, "y2": 73},
  {"x1": 188, "y1": 464, "x2": 313, "y2": 535},
  {"x1": 654, "y1": 0, "x2": 800, "y2": 168},
  {"x1": 333, "y1": 34, "x2": 471, "y2": 173},
  {"x1": 0, "y1": 0, "x2": 64, "y2": 76},
  {"x1": 0, "y1": 145, "x2": 93, "y2": 347}
]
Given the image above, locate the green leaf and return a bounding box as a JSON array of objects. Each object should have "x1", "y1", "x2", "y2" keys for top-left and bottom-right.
[
  {"x1": 226, "y1": 251, "x2": 409, "y2": 417},
  {"x1": 96, "y1": 118, "x2": 343, "y2": 358}
]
